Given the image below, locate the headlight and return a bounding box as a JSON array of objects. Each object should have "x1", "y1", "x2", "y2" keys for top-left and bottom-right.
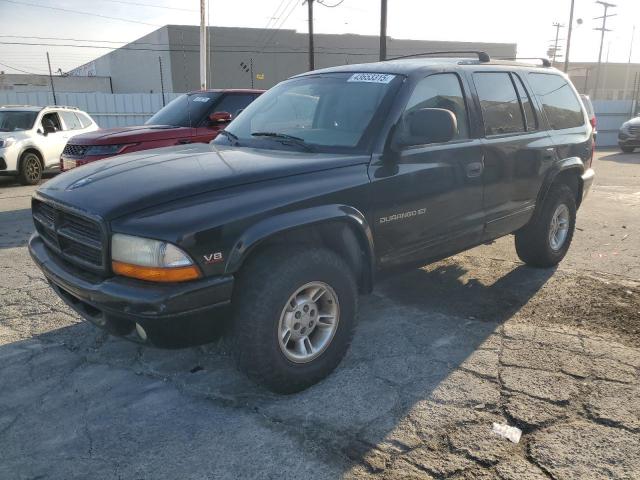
[
  {"x1": 111, "y1": 233, "x2": 201, "y2": 282},
  {"x1": 85, "y1": 144, "x2": 128, "y2": 156},
  {"x1": 0, "y1": 137, "x2": 16, "y2": 148}
]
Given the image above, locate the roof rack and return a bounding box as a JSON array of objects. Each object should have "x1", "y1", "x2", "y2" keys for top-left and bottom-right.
[
  {"x1": 495, "y1": 57, "x2": 552, "y2": 67},
  {"x1": 385, "y1": 51, "x2": 491, "y2": 63},
  {"x1": 44, "y1": 105, "x2": 79, "y2": 110},
  {"x1": 0, "y1": 104, "x2": 37, "y2": 108}
]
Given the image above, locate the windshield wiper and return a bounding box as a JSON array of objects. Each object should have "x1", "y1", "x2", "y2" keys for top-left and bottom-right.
[
  {"x1": 217, "y1": 129, "x2": 240, "y2": 145},
  {"x1": 251, "y1": 132, "x2": 315, "y2": 151}
]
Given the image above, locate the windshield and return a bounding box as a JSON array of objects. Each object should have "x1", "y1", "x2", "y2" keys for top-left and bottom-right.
[
  {"x1": 146, "y1": 92, "x2": 221, "y2": 127},
  {"x1": 218, "y1": 72, "x2": 402, "y2": 153},
  {"x1": 0, "y1": 110, "x2": 38, "y2": 131}
]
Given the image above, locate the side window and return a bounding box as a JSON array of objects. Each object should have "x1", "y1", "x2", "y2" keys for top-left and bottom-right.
[
  {"x1": 208, "y1": 94, "x2": 257, "y2": 123},
  {"x1": 513, "y1": 74, "x2": 538, "y2": 131},
  {"x1": 473, "y1": 72, "x2": 525, "y2": 135},
  {"x1": 528, "y1": 73, "x2": 584, "y2": 130},
  {"x1": 77, "y1": 113, "x2": 93, "y2": 128},
  {"x1": 41, "y1": 112, "x2": 62, "y2": 132},
  {"x1": 59, "y1": 111, "x2": 82, "y2": 130},
  {"x1": 401, "y1": 73, "x2": 470, "y2": 143}
]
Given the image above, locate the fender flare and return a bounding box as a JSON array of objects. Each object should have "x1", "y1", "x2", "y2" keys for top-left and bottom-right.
[
  {"x1": 224, "y1": 204, "x2": 375, "y2": 286},
  {"x1": 536, "y1": 156, "x2": 585, "y2": 210}
]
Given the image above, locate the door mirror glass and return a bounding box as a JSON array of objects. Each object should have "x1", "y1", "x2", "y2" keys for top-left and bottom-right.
[
  {"x1": 209, "y1": 111, "x2": 232, "y2": 125},
  {"x1": 400, "y1": 108, "x2": 457, "y2": 147}
]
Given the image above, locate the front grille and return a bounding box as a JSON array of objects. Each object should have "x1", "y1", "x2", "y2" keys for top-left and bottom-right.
[
  {"x1": 62, "y1": 144, "x2": 89, "y2": 158},
  {"x1": 629, "y1": 125, "x2": 640, "y2": 137},
  {"x1": 32, "y1": 199, "x2": 106, "y2": 273}
]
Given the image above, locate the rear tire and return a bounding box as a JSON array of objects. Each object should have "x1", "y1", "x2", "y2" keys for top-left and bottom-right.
[
  {"x1": 621, "y1": 146, "x2": 635, "y2": 153},
  {"x1": 18, "y1": 152, "x2": 43, "y2": 185},
  {"x1": 231, "y1": 245, "x2": 358, "y2": 394},
  {"x1": 515, "y1": 184, "x2": 576, "y2": 268}
]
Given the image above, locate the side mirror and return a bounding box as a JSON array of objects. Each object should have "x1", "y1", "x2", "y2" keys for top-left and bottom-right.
[
  {"x1": 42, "y1": 124, "x2": 57, "y2": 135},
  {"x1": 400, "y1": 108, "x2": 457, "y2": 147},
  {"x1": 209, "y1": 111, "x2": 232, "y2": 125}
]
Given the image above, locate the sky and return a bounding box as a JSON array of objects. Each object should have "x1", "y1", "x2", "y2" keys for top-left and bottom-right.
[{"x1": 0, "y1": 0, "x2": 639, "y2": 75}]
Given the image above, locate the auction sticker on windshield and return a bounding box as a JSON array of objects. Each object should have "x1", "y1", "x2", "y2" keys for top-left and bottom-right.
[
  {"x1": 347, "y1": 73, "x2": 395, "y2": 84},
  {"x1": 192, "y1": 97, "x2": 211, "y2": 103}
]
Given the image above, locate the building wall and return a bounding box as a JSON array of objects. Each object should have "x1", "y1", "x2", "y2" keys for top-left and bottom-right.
[
  {"x1": 0, "y1": 73, "x2": 112, "y2": 93},
  {"x1": 557, "y1": 62, "x2": 640, "y2": 101},
  {"x1": 72, "y1": 25, "x2": 517, "y2": 93},
  {"x1": 71, "y1": 26, "x2": 174, "y2": 95}
]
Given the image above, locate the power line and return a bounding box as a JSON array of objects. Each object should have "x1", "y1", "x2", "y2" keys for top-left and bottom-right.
[
  {"x1": 95, "y1": 0, "x2": 197, "y2": 12},
  {"x1": 317, "y1": 0, "x2": 346, "y2": 7},
  {"x1": 0, "y1": 60, "x2": 46, "y2": 74},
  {"x1": 0, "y1": 0, "x2": 161, "y2": 27},
  {"x1": 260, "y1": 0, "x2": 299, "y2": 51}
]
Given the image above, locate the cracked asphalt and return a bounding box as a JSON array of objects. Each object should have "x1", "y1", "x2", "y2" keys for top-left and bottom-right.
[{"x1": 1, "y1": 150, "x2": 639, "y2": 479}]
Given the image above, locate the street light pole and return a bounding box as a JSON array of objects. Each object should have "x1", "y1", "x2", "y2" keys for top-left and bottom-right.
[
  {"x1": 563, "y1": 0, "x2": 575, "y2": 72},
  {"x1": 551, "y1": 22, "x2": 565, "y2": 63},
  {"x1": 593, "y1": 1, "x2": 616, "y2": 100}
]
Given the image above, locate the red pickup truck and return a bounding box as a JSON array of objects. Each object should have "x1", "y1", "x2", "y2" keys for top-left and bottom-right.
[{"x1": 60, "y1": 89, "x2": 263, "y2": 171}]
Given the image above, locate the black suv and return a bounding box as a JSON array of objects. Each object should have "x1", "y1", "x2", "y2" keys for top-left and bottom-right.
[{"x1": 29, "y1": 52, "x2": 595, "y2": 393}]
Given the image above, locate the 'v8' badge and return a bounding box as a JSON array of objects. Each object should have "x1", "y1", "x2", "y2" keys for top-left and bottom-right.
[{"x1": 203, "y1": 252, "x2": 223, "y2": 264}]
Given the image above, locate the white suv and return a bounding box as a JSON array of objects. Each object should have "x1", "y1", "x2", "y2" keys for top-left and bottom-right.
[{"x1": 0, "y1": 105, "x2": 99, "y2": 185}]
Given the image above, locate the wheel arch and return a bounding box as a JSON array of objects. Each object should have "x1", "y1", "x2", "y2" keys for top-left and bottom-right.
[
  {"x1": 18, "y1": 146, "x2": 45, "y2": 170},
  {"x1": 225, "y1": 205, "x2": 375, "y2": 293},
  {"x1": 537, "y1": 157, "x2": 585, "y2": 211}
]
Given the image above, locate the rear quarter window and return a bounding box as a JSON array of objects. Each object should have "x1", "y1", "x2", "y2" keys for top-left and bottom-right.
[{"x1": 528, "y1": 73, "x2": 585, "y2": 130}]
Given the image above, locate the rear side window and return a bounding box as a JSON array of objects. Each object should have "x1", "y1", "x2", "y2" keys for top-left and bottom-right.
[
  {"x1": 402, "y1": 73, "x2": 470, "y2": 141},
  {"x1": 513, "y1": 74, "x2": 538, "y2": 131},
  {"x1": 59, "y1": 111, "x2": 82, "y2": 130},
  {"x1": 528, "y1": 73, "x2": 584, "y2": 130},
  {"x1": 473, "y1": 72, "x2": 525, "y2": 135}
]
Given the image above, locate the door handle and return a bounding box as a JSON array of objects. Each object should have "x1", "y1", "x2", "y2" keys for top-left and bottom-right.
[
  {"x1": 177, "y1": 139, "x2": 192, "y2": 144},
  {"x1": 465, "y1": 162, "x2": 483, "y2": 178}
]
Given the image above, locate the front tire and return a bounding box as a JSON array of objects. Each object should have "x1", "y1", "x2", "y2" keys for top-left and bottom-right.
[
  {"x1": 515, "y1": 184, "x2": 576, "y2": 268},
  {"x1": 18, "y1": 152, "x2": 43, "y2": 185},
  {"x1": 231, "y1": 246, "x2": 358, "y2": 393}
]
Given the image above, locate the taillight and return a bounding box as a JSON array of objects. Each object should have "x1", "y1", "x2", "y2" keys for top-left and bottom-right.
[{"x1": 590, "y1": 116, "x2": 597, "y2": 129}]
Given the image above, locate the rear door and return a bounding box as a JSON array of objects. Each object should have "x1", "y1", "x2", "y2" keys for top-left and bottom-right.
[
  {"x1": 470, "y1": 71, "x2": 555, "y2": 239},
  {"x1": 193, "y1": 93, "x2": 260, "y2": 143},
  {"x1": 369, "y1": 72, "x2": 485, "y2": 266}
]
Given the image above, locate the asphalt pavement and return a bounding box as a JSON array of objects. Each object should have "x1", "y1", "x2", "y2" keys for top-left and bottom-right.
[{"x1": 0, "y1": 150, "x2": 638, "y2": 479}]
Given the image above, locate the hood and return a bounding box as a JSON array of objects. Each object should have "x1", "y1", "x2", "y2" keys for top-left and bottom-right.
[
  {"x1": 37, "y1": 143, "x2": 369, "y2": 220},
  {"x1": 624, "y1": 117, "x2": 640, "y2": 126},
  {"x1": 68, "y1": 125, "x2": 193, "y2": 145}
]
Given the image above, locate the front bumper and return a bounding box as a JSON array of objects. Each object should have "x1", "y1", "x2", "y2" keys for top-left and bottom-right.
[
  {"x1": 581, "y1": 168, "x2": 595, "y2": 202},
  {"x1": 618, "y1": 133, "x2": 640, "y2": 148},
  {"x1": 60, "y1": 153, "x2": 112, "y2": 171},
  {"x1": 29, "y1": 234, "x2": 234, "y2": 348}
]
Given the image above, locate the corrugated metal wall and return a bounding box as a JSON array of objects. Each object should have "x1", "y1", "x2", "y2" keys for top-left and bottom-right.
[
  {"x1": 0, "y1": 92, "x2": 181, "y2": 128},
  {"x1": 593, "y1": 100, "x2": 636, "y2": 147},
  {"x1": 1, "y1": 92, "x2": 636, "y2": 146}
]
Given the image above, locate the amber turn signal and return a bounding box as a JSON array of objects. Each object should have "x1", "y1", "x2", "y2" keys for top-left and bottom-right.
[{"x1": 112, "y1": 261, "x2": 201, "y2": 283}]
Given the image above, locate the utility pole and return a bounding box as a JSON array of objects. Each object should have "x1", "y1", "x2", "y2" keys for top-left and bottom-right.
[
  {"x1": 307, "y1": 0, "x2": 314, "y2": 71},
  {"x1": 46, "y1": 52, "x2": 57, "y2": 106},
  {"x1": 158, "y1": 56, "x2": 166, "y2": 107},
  {"x1": 564, "y1": 0, "x2": 575, "y2": 72},
  {"x1": 379, "y1": 0, "x2": 387, "y2": 61},
  {"x1": 593, "y1": 1, "x2": 617, "y2": 100},
  {"x1": 199, "y1": 0, "x2": 207, "y2": 90},
  {"x1": 551, "y1": 22, "x2": 565, "y2": 63},
  {"x1": 623, "y1": 25, "x2": 636, "y2": 108}
]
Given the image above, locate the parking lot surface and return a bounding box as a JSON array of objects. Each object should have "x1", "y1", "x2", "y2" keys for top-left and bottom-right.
[{"x1": 1, "y1": 150, "x2": 639, "y2": 479}]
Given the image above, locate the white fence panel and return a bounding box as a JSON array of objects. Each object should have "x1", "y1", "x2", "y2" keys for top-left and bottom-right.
[
  {"x1": 593, "y1": 100, "x2": 635, "y2": 147},
  {"x1": 0, "y1": 92, "x2": 181, "y2": 128}
]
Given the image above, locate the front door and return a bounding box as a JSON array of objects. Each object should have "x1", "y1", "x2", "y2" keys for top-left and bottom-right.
[
  {"x1": 369, "y1": 72, "x2": 485, "y2": 267},
  {"x1": 38, "y1": 112, "x2": 68, "y2": 167}
]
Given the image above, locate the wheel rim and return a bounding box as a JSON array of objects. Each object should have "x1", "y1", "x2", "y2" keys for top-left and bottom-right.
[
  {"x1": 24, "y1": 155, "x2": 41, "y2": 182},
  {"x1": 549, "y1": 203, "x2": 570, "y2": 251},
  {"x1": 277, "y1": 281, "x2": 340, "y2": 364}
]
